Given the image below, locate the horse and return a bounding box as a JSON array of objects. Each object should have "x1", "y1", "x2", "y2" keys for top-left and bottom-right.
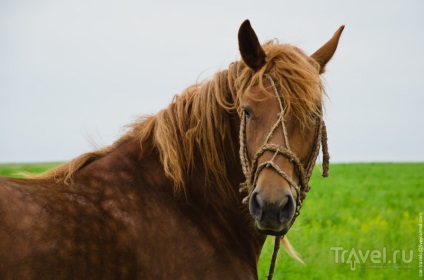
[{"x1": 0, "y1": 20, "x2": 343, "y2": 279}]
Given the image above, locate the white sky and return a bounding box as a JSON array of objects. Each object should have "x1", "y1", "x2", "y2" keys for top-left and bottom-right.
[{"x1": 1, "y1": 0, "x2": 423, "y2": 163}]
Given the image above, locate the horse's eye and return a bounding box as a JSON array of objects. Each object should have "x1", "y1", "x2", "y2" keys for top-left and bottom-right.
[{"x1": 243, "y1": 108, "x2": 252, "y2": 119}]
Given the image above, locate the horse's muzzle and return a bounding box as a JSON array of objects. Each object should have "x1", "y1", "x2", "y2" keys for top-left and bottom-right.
[{"x1": 249, "y1": 190, "x2": 296, "y2": 236}]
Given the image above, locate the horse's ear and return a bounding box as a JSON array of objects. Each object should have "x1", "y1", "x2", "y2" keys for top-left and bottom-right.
[
  {"x1": 311, "y1": 25, "x2": 345, "y2": 74},
  {"x1": 238, "y1": 20, "x2": 266, "y2": 71}
]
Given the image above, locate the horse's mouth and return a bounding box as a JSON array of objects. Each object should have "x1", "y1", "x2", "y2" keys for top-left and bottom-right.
[{"x1": 255, "y1": 222, "x2": 289, "y2": 236}]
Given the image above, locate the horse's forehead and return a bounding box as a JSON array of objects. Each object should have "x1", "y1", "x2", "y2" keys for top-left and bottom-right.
[{"x1": 242, "y1": 79, "x2": 274, "y2": 100}]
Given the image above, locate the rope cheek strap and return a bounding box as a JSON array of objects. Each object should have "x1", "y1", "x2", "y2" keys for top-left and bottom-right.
[{"x1": 238, "y1": 74, "x2": 330, "y2": 280}]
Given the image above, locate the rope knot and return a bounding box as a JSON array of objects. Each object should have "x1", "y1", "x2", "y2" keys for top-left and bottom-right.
[{"x1": 239, "y1": 181, "x2": 251, "y2": 204}]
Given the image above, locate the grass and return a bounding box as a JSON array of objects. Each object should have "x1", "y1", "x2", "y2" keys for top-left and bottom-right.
[
  {"x1": 258, "y1": 163, "x2": 424, "y2": 279},
  {"x1": 0, "y1": 162, "x2": 61, "y2": 177},
  {"x1": 1, "y1": 162, "x2": 423, "y2": 279}
]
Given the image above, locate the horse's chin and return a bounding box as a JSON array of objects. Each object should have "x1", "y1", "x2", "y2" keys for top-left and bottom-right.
[{"x1": 256, "y1": 224, "x2": 289, "y2": 236}]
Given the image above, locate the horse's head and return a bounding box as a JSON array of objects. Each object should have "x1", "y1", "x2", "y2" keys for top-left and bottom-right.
[{"x1": 237, "y1": 20, "x2": 343, "y2": 236}]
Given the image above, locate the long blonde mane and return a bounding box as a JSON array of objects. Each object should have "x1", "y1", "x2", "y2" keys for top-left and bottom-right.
[{"x1": 33, "y1": 41, "x2": 324, "y2": 200}]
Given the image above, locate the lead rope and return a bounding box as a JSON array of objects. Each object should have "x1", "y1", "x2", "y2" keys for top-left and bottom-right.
[
  {"x1": 238, "y1": 74, "x2": 330, "y2": 280},
  {"x1": 267, "y1": 235, "x2": 281, "y2": 280}
]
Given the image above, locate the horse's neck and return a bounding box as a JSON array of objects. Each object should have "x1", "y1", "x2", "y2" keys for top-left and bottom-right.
[{"x1": 179, "y1": 133, "x2": 266, "y2": 268}]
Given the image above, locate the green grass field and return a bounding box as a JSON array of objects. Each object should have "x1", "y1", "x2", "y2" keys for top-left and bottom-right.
[{"x1": 1, "y1": 162, "x2": 423, "y2": 279}]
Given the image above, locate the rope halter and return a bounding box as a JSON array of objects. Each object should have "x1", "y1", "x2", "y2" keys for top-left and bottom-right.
[{"x1": 239, "y1": 74, "x2": 330, "y2": 228}]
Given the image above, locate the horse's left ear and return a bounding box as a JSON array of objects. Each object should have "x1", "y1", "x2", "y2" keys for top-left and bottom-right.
[
  {"x1": 238, "y1": 20, "x2": 266, "y2": 71},
  {"x1": 311, "y1": 25, "x2": 345, "y2": 74}
]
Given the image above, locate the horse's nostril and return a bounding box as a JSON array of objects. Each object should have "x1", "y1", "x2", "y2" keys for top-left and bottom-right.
[
  {"x1": 249, "y1": 192, "x2": 263, "y2": 221},
  {"x1": 279, "y1": 195, "x2": 295, "y2": 223}
]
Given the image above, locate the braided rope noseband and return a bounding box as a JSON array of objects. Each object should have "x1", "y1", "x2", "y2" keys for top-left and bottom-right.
[{"x1": 238, "y1": 74, "x2": 330, "y2": 279}]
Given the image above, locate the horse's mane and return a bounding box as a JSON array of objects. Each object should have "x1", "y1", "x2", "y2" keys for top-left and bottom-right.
[{"x1": 32, "y1": 41, "x2": 324, "y2": 199}]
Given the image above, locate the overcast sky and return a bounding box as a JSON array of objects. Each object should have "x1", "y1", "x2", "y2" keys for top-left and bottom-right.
[{"x1": 1, "y1": 0, "x2": 423, "y2": 163}]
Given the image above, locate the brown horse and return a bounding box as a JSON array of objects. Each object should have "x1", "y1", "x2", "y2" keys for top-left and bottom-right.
[{"x1": 0, "y1": 20, "x2": 343, "y2": 279}]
